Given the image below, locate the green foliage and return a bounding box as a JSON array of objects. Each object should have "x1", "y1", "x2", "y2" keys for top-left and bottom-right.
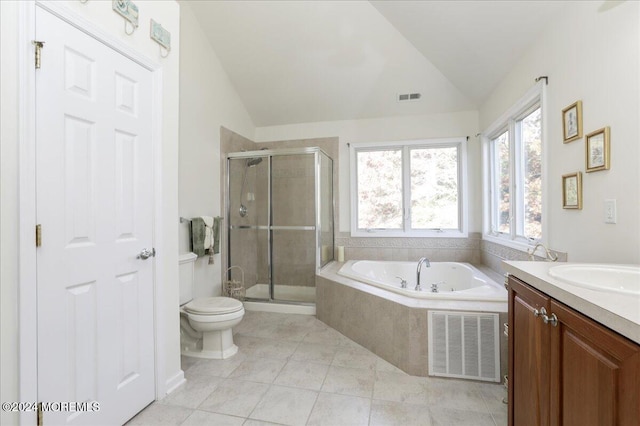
[
  {"x1": 356, "y1": 146, "x2": 460, "y2": 230},
  {"x1": 357, "y1": 150, "x2": 403, "y2": 228}
]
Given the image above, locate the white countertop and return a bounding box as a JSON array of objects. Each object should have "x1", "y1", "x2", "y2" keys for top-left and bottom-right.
[{"x1": 502, "y1": 261, "x2": 640, "y2": 345}]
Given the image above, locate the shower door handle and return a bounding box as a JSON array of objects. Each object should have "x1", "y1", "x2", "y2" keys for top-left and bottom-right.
[{"x1": 137, "y1": 248, "x2": 156, "y2": 260}]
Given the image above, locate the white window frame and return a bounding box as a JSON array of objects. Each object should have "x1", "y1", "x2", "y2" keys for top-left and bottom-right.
[
  {"x1": 482, "y1": 81, "x2": 547, "y2": 251},
  {"x1": 350, "y1": 137, "x2": 468, "y2": 238}
]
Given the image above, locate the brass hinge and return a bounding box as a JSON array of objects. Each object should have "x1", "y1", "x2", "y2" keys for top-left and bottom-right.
[
  {"x1": 32, "y1": 41, "x2": 45, "y2": 69},
  {"x1": 37, "y1": 402, "x2": 43, "y2": 426},
  {"x1": 36, "y1": 224, "x2": 42, "y2": 247}
]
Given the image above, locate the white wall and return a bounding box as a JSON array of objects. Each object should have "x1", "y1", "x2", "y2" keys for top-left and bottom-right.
[
  {"x1": 0, "y1": 2, "x2": 181, "y2": 424},
  {"x1": 179, "y1": 3, "x2": 255, "y2": 299},
  {"x1": 480, "y1": 1, "x2": 640, "y2": 263},
  {"x1": 255, "y1": 111, "x2": 480, "y2": 233}
]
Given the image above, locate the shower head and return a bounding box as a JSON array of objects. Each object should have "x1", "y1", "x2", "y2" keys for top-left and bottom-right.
[
  {"x1": 246, "y1": 157, "x2": 263, "y2": 167},
  {"x1": 238, "y1": 156, "x2": 262, "y2": 218}
]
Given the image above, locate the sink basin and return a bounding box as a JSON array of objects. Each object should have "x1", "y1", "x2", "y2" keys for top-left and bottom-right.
[{"x1": 548, "y1": 264, "x2": 640, "y2": 295}]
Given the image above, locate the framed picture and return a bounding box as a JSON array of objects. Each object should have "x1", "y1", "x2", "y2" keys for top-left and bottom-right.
[
  {"x1": 562, "y1": 101, "x2": 583, "y2": 143},
  {"x1": 585, "y1": 126, "x2": 610, "y2": 172},
  {"x1": 562, "y1": 172, "x2": 582, "y2": 209}
]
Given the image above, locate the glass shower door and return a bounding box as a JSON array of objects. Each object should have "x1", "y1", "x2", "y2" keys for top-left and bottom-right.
[
  {"x1": 271, "y1": 153, "x2": 317, "y2": 303},
  {"x1": 227, "y1": 156, "x2": 270, "y2": 300},
  {"x1": 319, "y1": 151, "x2": 334, "y2": 267}
]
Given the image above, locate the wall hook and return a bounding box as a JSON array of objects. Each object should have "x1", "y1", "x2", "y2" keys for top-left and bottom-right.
[
  {"x1": 151, "y1": 19, "x2": 171, "y2": 57},
  {"x1": 113, "y1": 0, "x2": 139, "y2": 35},
  {"x1": 160, "y1": 45, "x2": 170, "y2": 58},
  {"x1": 124, "y1": 20, "x2": 135, "y2": 35}
]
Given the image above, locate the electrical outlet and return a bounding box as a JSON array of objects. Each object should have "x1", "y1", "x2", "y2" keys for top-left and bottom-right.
[{"x1": 604, "y1": 199, "x2": 617, "y2": 224}]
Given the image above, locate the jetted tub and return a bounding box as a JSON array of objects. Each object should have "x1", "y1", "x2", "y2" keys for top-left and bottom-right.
[{"x1": 338, "y1": 260, "x2": 507, "y2": 302}]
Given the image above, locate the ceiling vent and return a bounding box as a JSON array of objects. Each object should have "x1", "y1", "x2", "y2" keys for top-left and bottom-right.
[{"x1": 397, "y1": 92, "x2": 422, "y2": 102}]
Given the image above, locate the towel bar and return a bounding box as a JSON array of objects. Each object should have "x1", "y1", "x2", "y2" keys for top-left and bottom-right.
[{"x1": 180, "y1": 216, "x2": 224, "y2": 224}]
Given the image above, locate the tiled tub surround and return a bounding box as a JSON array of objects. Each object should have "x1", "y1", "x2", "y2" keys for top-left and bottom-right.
[
  {"x1": 480, "y1": 239, "x2": 568, "y2": 275},
  {"x1": 130, "y1": 311, "x2": 507, "y2": 426},
  {"x1": 317, "y1": 262, "x2": 508, "y2": 379},
  {"x1": 336, "y1": 232, "x2": 482, "y2": 264}
]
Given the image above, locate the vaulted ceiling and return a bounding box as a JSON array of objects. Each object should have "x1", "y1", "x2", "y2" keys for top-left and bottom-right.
[{"x1": 185, "y1": 1, "x2": 571, "y2": 127}]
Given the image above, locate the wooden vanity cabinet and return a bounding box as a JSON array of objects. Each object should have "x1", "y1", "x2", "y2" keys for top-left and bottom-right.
[{"x1": 508, "y1": 275, "x2": 640, "y2": 426}]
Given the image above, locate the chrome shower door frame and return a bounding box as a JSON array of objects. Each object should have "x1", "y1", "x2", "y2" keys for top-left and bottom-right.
[{"x1": 226, "y1": 147, "x2": 333, "y2": 305}]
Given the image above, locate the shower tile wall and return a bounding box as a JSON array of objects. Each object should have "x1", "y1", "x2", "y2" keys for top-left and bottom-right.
[
  {"x1": 273, "y1": 230, "x2": 316, "y2": 287},
  {"x1": 258, "y1": 136, "x2": 340, "y2": 233},
  {"x1": 271, "y1": 155, "x2": 316, "y2": 288}
]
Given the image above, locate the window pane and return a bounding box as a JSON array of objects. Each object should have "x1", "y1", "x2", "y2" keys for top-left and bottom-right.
[
  {"x1": 521, "y1": 107, "x2": 542, "y2": 239},
  {"x1": 356, "y1": 150, "x2": 402, "y2": 229},
  {"x1": 410, "y1": 147, "x2": 458, "y2": 229},
  {"x1": 494, "y1": 131, "x2": 510, "y2": 233}
]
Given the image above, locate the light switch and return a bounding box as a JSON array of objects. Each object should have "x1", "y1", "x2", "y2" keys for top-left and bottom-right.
[{"x1": 604, "y1": 199, "x2": 617, "y2": 224}]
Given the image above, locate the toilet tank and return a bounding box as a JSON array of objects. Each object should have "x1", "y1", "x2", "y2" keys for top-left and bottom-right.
[{"x1": 178, "y1": 252, "x2": 198, "y2": 305}]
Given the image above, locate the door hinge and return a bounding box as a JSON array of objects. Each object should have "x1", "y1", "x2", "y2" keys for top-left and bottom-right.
[
  {"x1": 32, "y1": 41, "x2": 45, "y2": 69},
  {"x1": 36, "y1": 224, "x2": 42, "y2": 247},
  {"x1": 37, "y1": 402, "x2": 43, "y2": 426}
]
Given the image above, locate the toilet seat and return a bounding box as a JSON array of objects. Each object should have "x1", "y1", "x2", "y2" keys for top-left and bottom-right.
[{"x1": 184, "y1": 297, "x2": 243, "y2": 316}]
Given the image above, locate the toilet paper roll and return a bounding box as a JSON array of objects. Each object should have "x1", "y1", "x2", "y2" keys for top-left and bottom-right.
[{"x1": 337, "y1": 246, "x2": 345, "y2": 262}]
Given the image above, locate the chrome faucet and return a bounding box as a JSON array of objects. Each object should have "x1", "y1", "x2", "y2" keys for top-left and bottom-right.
[
  {"x1": 395, "y1": 276, "x2": 408, "y2": 289},
  {"x1": 528, "y1": 243, "x2": 558, "y2": 262},
  {"x1": 416, "y1": 257, "x2": 430, "y2": 291}
]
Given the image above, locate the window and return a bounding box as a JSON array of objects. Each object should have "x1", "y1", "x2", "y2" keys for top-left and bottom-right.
[
  {"x1": 350, "y1": 138, "x2": 467, "y2": 237},
  {"x1": 484, "y1": 84, "x2": 544, "y2": 246}
]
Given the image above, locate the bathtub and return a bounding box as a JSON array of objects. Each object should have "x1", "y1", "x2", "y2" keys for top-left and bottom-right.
[{"x1": 337, "y1": 260, "x2": 507, "y2": 302}]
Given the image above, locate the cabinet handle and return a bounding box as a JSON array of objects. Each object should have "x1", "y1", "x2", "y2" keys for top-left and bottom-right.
[
  {"x1": 534, "y1": 307, "x2": 547, "y2": 318},
  {"x1": 543, "y1": 313, "x2": 558, "y2": 327},
  {"x1": 533, "y1": 307, "x2": 558, "y2": 326}
]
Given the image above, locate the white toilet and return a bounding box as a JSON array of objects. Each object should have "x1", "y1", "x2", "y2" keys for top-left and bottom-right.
[{"x1": 179, "y1": 252, "x2": 245, "y2": 359}]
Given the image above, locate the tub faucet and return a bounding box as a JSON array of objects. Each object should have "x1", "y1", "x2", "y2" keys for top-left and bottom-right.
[
  {"x1": 528, "y1": 243, "x2": 558, "y2": 262},
  {"x1": 416, "y1": 257, "x2": 430, "y2": 291},
  {"x1": 395, "y1": 276, "x2": 408, "y2": 289}
]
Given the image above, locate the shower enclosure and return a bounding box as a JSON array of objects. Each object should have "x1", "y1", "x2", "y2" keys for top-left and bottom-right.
[{"x1": 227, "y1": 147, "x2": 334, "y2": 304}]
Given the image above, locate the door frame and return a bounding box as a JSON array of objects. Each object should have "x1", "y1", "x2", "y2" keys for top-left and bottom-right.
[{"x1": 17, "y1": 1, "x2": 166, "y2": 424}]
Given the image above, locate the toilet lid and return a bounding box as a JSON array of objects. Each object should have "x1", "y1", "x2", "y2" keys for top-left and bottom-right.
[{"x1": 184, "y1": 297, "x2": 243, "y2": 315}]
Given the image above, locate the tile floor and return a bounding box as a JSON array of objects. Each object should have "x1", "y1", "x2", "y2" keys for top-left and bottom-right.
[{"x1": 128, "y1": 311, "x2": 507, "y2": 426}]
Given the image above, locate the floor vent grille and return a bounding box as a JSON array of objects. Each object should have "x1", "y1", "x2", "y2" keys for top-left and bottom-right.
[{"x1": 428, "y1": 311, "x2": 500, "y2": 382}]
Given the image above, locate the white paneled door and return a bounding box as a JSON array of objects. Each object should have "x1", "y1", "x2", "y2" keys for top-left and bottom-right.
[{"x1": 36, "y1": 7, "x2": 155, "y2": 425}]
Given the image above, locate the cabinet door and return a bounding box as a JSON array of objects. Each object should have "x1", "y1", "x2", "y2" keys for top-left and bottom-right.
[
  {"x1": 509, "y1": 277, "x2": 552, "y2": 426},
  {"x1": 549, "y1": 300, "x2": 640, "y2": 426}
]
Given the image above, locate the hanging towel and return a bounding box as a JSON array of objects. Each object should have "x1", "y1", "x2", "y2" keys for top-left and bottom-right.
[
  {"x1": 201, "y1": 216, "x2": 214, "y2": 250},
  {"x1": 190, "y1": 217, "x2": 207, "y2": 257},
  {"x1": 213, "y1": 216, "x2": 222, "y2": 254},
  {"x1": 200, "y1": 216, "x2": 215, "y2": 265}
]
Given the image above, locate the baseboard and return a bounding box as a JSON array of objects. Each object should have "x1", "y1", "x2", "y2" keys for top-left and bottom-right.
[{"x1": 164, "y1": 370, "x2": 186, "y2": 395}]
